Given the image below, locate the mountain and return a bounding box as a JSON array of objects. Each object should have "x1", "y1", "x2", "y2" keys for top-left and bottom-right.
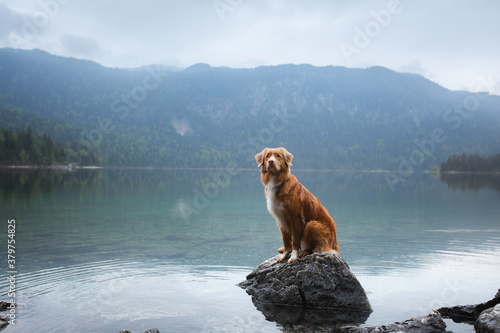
[{"x1": 0, "y1": 48, "x2": 499, "y2": 169}]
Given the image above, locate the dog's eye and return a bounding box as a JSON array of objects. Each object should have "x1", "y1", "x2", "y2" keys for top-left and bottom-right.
[
  {"x1": 266, "y1": 154, "x2": 271, "y2": 158},
  {"x1": 276, "y1": 154, "x2": 281, "y2": 158}
]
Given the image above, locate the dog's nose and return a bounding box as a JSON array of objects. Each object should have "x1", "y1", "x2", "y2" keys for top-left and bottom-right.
[{"x1": 268, "y1": 160, "x2": 274, "y2": 165}]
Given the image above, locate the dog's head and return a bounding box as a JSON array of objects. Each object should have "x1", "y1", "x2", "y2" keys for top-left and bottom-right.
[{"x1": 255, "y1": 147, "x2": 293, "y2": 173}]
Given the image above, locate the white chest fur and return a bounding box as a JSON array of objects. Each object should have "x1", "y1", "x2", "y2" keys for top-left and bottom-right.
[{"x1": 265, "y1": 178, "x2": 286, "y2": 229}]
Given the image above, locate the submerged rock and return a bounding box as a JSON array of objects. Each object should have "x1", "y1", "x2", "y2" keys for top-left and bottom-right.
[
  {"x1": 475, "y1": 304, "x2": 500, "y2": 333},
  {"x1": 238, "y1": 252, "x2": 372, "y2": 326},
  {"x1": 339, "y1": 313, "x2": 447, "y2": 333}
]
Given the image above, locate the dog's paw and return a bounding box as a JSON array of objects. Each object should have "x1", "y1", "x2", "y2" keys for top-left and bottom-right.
[
  {"x1": 276, "y1": 252, "x2": 289, "y2": 263},
  {"x1": 287, "y1": 250, "x2": 298, "y2": 264},
  {"x1": 277, "y1": 247, "x2": 285, "y2": 253}
]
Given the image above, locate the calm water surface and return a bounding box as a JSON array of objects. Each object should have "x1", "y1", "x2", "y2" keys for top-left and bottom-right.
[{"x1": 1, "y1": 168, "x2": 499, "y2": 332}]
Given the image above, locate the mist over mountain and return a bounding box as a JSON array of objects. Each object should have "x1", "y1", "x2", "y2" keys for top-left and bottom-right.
[{"x1": 0, "y1": 48, "x2": 499, "y2": 170}]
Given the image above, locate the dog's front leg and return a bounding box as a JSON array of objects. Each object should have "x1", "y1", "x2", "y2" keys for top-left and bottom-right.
[
  {"x1": 277, "y1": 228, "x2": 291, "y2": 263},
  {"x1": 288, "y1": 225, "x2": 304, "y2": 264},
  {"x1": 287, "y1": 238, "x2": 300, "y2": 264}
]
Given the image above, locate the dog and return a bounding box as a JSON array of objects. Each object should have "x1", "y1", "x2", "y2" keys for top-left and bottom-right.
[{"x1": 255, "y1": 147, "x2": 339, "y2": 264}]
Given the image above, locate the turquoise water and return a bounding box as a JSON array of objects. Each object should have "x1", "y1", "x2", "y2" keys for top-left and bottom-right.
[{"x1": 1, "y1": 168, "x2": 499, "y2": 332}]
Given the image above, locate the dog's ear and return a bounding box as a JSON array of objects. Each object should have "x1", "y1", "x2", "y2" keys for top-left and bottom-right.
[
  {"x1": 255, "y1": 148, "x2": 267, "y2": 167},
  {"x1": 280, "y1": 147, "x2": 293, "y2": 166}
]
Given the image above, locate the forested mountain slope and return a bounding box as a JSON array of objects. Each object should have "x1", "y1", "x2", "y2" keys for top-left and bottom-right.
[{"x1": 1, "y1": 48, "x2": 499, "y2": 169}]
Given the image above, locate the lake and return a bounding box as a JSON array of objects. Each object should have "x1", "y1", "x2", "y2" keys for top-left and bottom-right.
[{"x1": 1, "y1": 168, "x2": 499, "y2": 332}]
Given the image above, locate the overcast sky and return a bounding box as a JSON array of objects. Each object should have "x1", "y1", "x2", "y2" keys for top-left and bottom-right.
[{"x1": 1, "y1": 0, "x2": 499, "y2": 93}]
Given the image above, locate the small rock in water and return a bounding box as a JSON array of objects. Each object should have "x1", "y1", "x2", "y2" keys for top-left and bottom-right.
[
  {"x1": 438, "y1": 288, "x2": 500, "y2": 323},
  {"x1": 339, "y1": 313, "x2": 447, "y2": 333},
  {"x1": 1, "y1": 312, "x2": 10, "y2": 324},
  {"x1": 0, "y1": 301, "x2": 15, "y2": 311},
  {"x1": 118, "y1": 328, "x2": 159, "y2": 333},
  {"x1": 143, "y1": 329, "x2": 160, "y2": 333}
]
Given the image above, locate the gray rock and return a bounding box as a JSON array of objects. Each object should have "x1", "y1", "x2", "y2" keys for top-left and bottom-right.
[
  {"x1": 475, "y1": 304, "x2": 500, "y2": 333},
  {"x1": 339, "y1": 313, "x2": 447, "y2": 333},
  {"x1": 143, "y1": 329, "x2": 160, "y2": 333},
  {"x1": 0, "y1": 301, "x2": 15, "y2": 311},
  {"x1": 239, "y1": 252, "x2": 372, "y2": 326},
  {"x1": 438, "y1": 288, "x2": 500, "y2": 323},
  {"x1": 0, "y1": 313, "x2": 9, "y2": 330}
]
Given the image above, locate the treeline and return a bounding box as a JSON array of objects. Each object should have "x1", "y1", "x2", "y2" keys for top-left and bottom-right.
[
  {"x1": 440, "y1": 153, "x2": 500, "y2": 173},
  {"x1": 0, "y1": 127, "x2": 65, "y2": 166}
]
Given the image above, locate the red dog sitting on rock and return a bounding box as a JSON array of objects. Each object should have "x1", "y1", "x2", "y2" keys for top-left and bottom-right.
[{"x1": 255, "y1": 147, "x2": 339, "y2": 264}]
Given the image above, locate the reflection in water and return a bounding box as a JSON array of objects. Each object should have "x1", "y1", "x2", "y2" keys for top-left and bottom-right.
[
  {"x1": 0, "y1": 168, "x2": 102, "y2": 203},
  {"x1": 440, "y1": 172, "x2": 500, "y2": 192},
  {"x1": 251, "y1": 298, "x2": 371, "y2": 330},
  {"x1": 1, "y1": 168, "x2": 500, "y2": 332}
]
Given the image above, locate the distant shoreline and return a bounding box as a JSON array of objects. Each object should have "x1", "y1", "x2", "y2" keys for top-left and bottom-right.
[
  {"x1": 1, "y1": 165, "x2": 499, "y2": 175},
  {"x1": 0, "y1": 164, "x2": 101, "y2": 170},
  {"x1": 440, "y1": 170, "x2": 500, "y2": 175},
  {"x1": 0, "y1": 166, "x2": 392, "y2": 172}
]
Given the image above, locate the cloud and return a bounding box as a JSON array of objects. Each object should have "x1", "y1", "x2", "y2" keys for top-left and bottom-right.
[
  {"x1": 0, "y1": 0, "x2": 499, "y2": 91},
  {"x1": 61, "y1": 34, "x2": 101, "y2": 58},
  {"x1": 0, "y1": 3, "x2": 21, "y2": 38},
  {"x1": 398, "y1": 60, "x2": 433, "y2": 78},
  {"x1": 0, "y1": 3, "x2": 31, "y2": 48}
]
